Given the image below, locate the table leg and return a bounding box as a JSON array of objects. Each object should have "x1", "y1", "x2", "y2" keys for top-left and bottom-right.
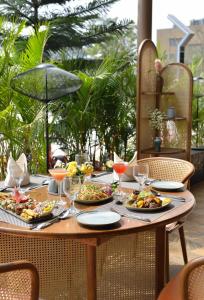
[
  {"x1": 87, "y1": 244, "x2": 97, "y2": 300},
  {"x1": 155, "y1": 226, "x2": 166, "y2": 299}
]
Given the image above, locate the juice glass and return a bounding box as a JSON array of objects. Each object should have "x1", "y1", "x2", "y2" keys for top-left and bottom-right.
[
  {"x1": 112, "y1": 162, "x2": 128, "y2": 198},
  {"x1": 49, "y1": 168, "x2": 67, "y2": 205}
]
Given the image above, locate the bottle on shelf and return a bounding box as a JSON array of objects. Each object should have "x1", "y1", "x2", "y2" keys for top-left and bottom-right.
[
  {"x1": 154, "y1": 137, "x2": 162, "y2": 152},
  {"x1": 167, "y1": 106, "x2": 176, "y2": 119}
]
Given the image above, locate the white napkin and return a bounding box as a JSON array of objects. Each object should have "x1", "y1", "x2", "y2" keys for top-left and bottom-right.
[
  {"x1": 113, "y1": 151, "x2": 137, "y2": 182},
  {"x1": 4, "y1": 153, "x2": 30, "y2": 187}
]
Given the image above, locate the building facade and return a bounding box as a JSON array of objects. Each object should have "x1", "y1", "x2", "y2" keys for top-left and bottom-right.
[{"x1": 157, "y1": 19, "x2": 204, "y2": 72}]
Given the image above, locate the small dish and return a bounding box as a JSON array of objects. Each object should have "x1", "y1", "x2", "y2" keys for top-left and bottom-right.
[
  {"x1": 76, "y1": 211, "x2": 121, "y2": 227},
  {"x1": 151, "y1": 181, "x2": 184, "y2": 191}
]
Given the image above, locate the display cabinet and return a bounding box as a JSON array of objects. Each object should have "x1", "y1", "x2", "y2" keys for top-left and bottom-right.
[{"x1": 136, "y1": 39, "x2": 193, "y2": 161}]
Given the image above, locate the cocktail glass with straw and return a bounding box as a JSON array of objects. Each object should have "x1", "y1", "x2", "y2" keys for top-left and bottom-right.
[
  {"x1": 63, "y1": 176, "x2": 81, "y2": 215},
  {"x1": 48, "y1": 168, "x2": 67, "y2": 206},
  {"x1": 112, "y1": 162, "x2": 128, "y2": 199}
]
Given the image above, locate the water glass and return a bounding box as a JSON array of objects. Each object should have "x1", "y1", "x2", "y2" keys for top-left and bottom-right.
[
  {"x1": 133, "y1": 164, "x2": 149, "y2": 191},
  {"x1": 63, "y1": 176, "x2": 81, "y2": 215}
]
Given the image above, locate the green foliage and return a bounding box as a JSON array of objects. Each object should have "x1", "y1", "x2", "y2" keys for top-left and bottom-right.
[
  {"x1": 188, "y1": 56, "x2": 204, "y2": 147},
  {"x1": 0, "y1": 15, "x2": 136, "y2": 177},
  {"x1": 0, "y1": 18, "x2": 50, "y2": 177},
  {"x1": 49, "y1": 51, "x2": 136, "y2": 163},
  {"x1": 0, "y1": 0, "x2": 132, "y2": 52}
]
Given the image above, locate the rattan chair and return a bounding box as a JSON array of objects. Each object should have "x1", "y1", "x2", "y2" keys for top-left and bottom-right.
[
  {"x1": 137, "y1": 157, "x2": 195, "y2": 281},
  {"x1": 158, "y1": 257, "x2": 204, "y2": 300},
  {"x1": 0, "y1": 260, "x2": 39, "y2": 300}
]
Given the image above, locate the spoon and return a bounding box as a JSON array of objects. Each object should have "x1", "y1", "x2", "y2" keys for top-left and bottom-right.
[{"x1": 58, "y1": 209, "x2": 71, "y2": 219}]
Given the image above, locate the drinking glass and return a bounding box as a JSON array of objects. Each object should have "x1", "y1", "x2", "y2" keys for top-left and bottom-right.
[
  {"x1": 112, "y1": 162, "x2": 128, "y2": 198},
  {"x1": 63, "y1": 176, "x2": 81, "y2": 215},
  {"x1": 75, "y1": 153, "x2": 88, "y2": 165},
  {"x1": 133, "y1": 164, "x2": 149, "y2": 191},
  {"x1": 75, "y1": 153, "x2": 93, "y2": 182},
  {"x1": 48, "y1": 168, "x2": 67, "y2": 206}
]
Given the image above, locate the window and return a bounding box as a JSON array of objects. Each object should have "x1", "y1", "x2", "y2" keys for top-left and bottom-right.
[{"x1": 169, "y1": 38, "x2": 181, "y2": 47}]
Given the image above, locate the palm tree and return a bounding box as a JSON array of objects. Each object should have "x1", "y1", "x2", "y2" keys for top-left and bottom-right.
[
  {"x1": 49, "y1": 51, "x2": 136, "y2": 164},
  {"x1": 0, "y1": 0, "x2": 132, "y2": 51},
  {"x1": 0, "y1": 17, "x2": 50, "y2": 177}
]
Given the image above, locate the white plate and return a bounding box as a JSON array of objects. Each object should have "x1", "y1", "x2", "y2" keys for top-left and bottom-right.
[
  {"x1": 151, "y1": 181, "x2": 184, "y2": 191},
  {"x1": 76, "y1": 211, "x2": 121, "y2": 227}
]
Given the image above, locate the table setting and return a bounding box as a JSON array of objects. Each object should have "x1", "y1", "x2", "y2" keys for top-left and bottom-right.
[{"x1": 0, "y1": 153, "x2": 190, "y2": 231}]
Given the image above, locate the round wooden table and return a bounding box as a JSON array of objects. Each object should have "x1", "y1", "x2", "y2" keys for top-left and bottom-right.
[{"x1": 0, "y1": 186, "x2": 195, "y2": 300}]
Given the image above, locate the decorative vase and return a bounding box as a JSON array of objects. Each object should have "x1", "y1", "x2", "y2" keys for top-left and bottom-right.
[
  {"x1": 167, "y1": 106, "x2": 176, "y2": 119},
  {"x1": 154, "y1": 137, "x2": 162, "y2": 152}
]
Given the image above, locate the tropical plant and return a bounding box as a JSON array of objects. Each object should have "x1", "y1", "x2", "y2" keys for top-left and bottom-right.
[
  {"x1": 0, "y1": 0, "x2": 132, "y2": 52},
  {"x1": 188, "y1": 56, "x2": 204, "y2": 147},
  {"x1": 49, "y1": 50, "x2": 136, "y2": 165},
  {"x1": 0, "y1": 17, "x2": 50, "y2": 177}
]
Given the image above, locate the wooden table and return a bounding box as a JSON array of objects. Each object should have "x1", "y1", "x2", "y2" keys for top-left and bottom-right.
[{"x1": 0, "y1": 186, "x2": 195, "y2": 300}]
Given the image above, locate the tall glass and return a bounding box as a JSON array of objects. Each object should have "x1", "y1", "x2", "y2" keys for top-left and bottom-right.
[
  {"x1": 63, "y1": 176, "x2": 81, "y2": 215},
  {"x1": 48, "y1": 168, "x2": 67, "y2": 205},
  {"x1": 75, "y1": 153, "x2": 93, "y2": 182},
  {"x1": 133, "y1": 164, "x2": 149, "y2": 191},
  {"x1": 112, "y1": 162, "x2": 128, "y2": 197}
]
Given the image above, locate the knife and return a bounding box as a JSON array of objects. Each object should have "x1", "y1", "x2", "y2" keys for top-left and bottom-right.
[
  {"x1": 0, "y1": 187, "x2": 8, "y2": 192},
  {"x1": 31, "y1": 217, "x2": 60, "y2": 230}
]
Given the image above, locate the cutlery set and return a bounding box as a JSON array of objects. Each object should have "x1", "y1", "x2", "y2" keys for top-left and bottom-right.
[{"x1": 31, "y1": 208, "x2": 71, "y2": 230}]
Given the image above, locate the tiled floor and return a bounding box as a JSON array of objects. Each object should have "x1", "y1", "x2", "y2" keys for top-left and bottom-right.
[{"x1": 169, "y1": 180, "x2": 204, "y2": 277}]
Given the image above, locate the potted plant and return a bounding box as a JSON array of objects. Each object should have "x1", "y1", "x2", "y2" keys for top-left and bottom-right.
[{"x1": 148, "y1": 108, "x2": 166, "y2": 151}]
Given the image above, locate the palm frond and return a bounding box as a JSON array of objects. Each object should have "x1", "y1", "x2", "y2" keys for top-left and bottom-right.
[{"x1": 19, "y1": 24, "x2": 50, "y2": 70}]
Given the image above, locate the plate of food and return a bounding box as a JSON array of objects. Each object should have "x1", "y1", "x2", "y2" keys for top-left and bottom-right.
[
  {"x1": 0, "y1": 190, "x2": 59, "y2": 223},
  {"x1": 151, "y1": 181, "x2": 184, "y2": 191},
  {"x1": 76, "y1": 211, "x2": 121, "y2": 227},
  {"x1": 125, "y1": 190, "x2": 172, "y2": 212},
  {"x1": 76, "y1": 184, "x2": 113, "y2": 204}
]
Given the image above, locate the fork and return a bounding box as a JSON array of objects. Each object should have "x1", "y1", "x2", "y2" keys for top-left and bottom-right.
[
  {"x1": 111, "y1": 207, "x2": 151, "y2": 222},
  {"x1": 150, "y1": 189, "x2": 186, "y2": 201}
]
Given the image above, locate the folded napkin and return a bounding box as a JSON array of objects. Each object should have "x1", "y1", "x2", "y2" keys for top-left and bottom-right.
[
  {"x1": 4, "y1": 153, "x2": 30, "y2": 188},
  {"x1": 113, "y1": 151, "x2": 137, "y2": 182}
]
